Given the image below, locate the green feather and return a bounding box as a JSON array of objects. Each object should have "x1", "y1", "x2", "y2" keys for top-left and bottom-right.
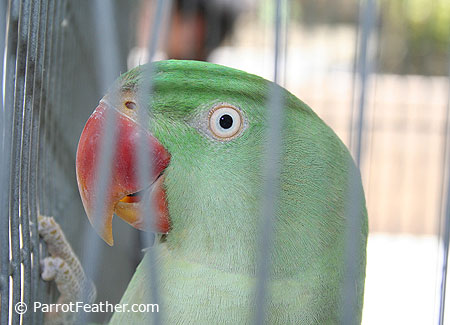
[{"x1": 110, "y1": 60, "x2": 367, "y2": 324}]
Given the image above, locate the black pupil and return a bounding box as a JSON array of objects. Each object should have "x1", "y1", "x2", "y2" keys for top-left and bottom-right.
[{"x1": 219, "y1": 114, "x2": 233, "y2": 129}]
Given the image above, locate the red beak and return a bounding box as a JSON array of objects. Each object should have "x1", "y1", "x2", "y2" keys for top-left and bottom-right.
[{"x1": 76, "y1": 101, "x2": 171, "y2": 245}]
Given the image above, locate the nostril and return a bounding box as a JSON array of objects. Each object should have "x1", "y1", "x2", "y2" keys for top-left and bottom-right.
[{"x1": 125, "y1": 101, "x2": 136, "y2": 110}]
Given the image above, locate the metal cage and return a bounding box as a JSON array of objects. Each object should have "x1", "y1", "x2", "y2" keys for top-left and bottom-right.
[{"x1": 0, "y1": 0, "x2": 449, "y2": 324}]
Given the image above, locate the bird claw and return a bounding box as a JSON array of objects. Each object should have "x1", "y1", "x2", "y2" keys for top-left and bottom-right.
[
  {"x1": 38, "y1": 215, "x2": 96, "y2": 324},
  {"x1": 40, "y1": 256, "x2": 59, "y2": 281}
]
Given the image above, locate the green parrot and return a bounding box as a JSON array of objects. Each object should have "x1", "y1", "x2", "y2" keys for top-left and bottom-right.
[{"x1": 73, "y1": 59, "x2": 368, "y2": 324}]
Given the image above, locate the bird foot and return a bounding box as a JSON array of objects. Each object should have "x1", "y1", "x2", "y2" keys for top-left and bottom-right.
[{"x1": 38, "y1": 215, "x2": 96, "y2": 324}]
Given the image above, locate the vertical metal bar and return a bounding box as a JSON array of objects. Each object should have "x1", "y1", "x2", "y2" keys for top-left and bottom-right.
[
  {"x1": 40, "y1": 0, "x2": 59, "y2": 306},
  {"x1": 43, "y1": 0, "x2": 67, "y2": 223},
  {"x1": 348, "y1": 0, "x2": 362, "y2": 150},
  {"x1": 0, "y1": 0, "x2": 15, "y2": 323},
  {"x1": 46, "y1": 0, "x2": 62, "y2": 217},
  {"x1": 20, "y1": 0, "x2": 41, "y2": 323},
  {"x1": 0, "y1": 0, "x2": 6, "y2": 142},
  {"x1": 38, "y1": 0, "x2": 55, "y2": 217},
  {"x1": 437, "y1": 48, "x2": 450, "y2": 325},
  {"x1": 53, "y1": 0, "x2": 69, "y2": 192},
  {"x1": 281, "y1": 1, "x2": 289, "y2": 88},
  {"x1": 340, "y1": 0, "x2": 376, "y2": 323},
  {"x1": 37, "y1": 0, "x2": 55, "y2": 317},
  {"x1": 10, "y1": 0, "x2": 31, "y2": 323},
  {"x1": 78, "y1": 0, "x2": 122, "y2": 322},
  {"x1": 204, "y1": 0, "x2": 222, "y2": 60},
  {"x1": 30, "y1": 1, "x2": 49, "y2": 323},
  {"x1": 136, "y1": 1, "x2": 171, "y2": 324},
  {"x1": 254, "y1": 0, "x2": 285, "y2": 323},
  {"x1": 349, "y1": 0, "x2": 375, "y2": 167}
]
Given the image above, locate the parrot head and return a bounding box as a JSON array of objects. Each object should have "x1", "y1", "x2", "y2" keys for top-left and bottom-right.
[
  {"x1": 76, "y1": 60, "x2": 271, "y2": 247},
  {"x1": 76, "y1": 60, "x2": 366, "y2": 283}
]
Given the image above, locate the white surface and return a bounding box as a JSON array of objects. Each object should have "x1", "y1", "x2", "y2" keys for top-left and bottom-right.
[{"x1": 363, "y1": 234, "x2": 442, "y2": 325}]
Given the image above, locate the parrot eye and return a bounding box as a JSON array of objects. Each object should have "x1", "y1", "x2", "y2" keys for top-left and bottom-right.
[
  {"x1": 208, "y1": 105, "x2": 243, "y2": 140},
  {"x1": 124, "y1": 101, "x2": 136, "y2": 110}
]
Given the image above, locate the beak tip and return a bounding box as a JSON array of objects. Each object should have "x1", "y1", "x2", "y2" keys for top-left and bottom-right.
[
  {"x1": 105, "y1": 237, "x2": 114, "y2": 246},
  {"x1": 86, "y1": 211, "x2": 115, "y2": 246},
  {"x1": 100, "y1": 222, "x2": 114, "y2": 246}
]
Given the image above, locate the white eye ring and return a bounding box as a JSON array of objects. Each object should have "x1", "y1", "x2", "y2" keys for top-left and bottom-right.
[{"x1": 208, "y1": 105, "x2": 243, "y2": 140}]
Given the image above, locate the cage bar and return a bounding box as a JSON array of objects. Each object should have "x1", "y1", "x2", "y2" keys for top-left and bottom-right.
[
  {"x1": 437, "y1": 53, "x2": 450, "y2": 325},
  {"x1": 76, "y1": 0, "x2": 122, "y2": 323},
  {"x1": 134, "y1": 1, "x2": 173, "y2": 324},
  {"x1": 254, "y1": 0, "x2": 286, "y2": 324}
]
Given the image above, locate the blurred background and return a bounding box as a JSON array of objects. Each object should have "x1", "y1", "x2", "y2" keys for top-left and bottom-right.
[{"x1": 1, "y1": 0, "x2": 449, "y2": 324}]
